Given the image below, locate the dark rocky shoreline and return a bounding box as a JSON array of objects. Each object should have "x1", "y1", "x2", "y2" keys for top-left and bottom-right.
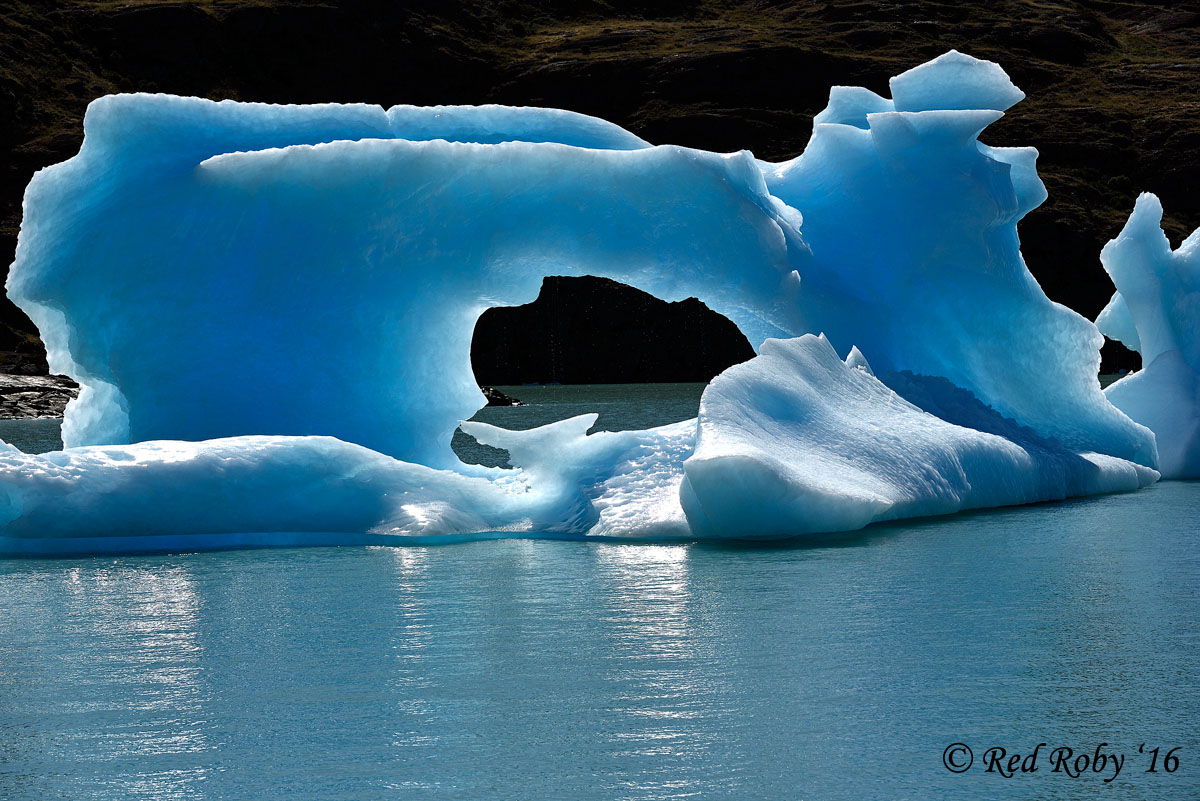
[{"x1": 0, "y1": 373, "x2": 78, "y2": 420}]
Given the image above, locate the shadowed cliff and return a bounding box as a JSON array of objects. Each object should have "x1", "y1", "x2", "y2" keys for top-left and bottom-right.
[{"x1": 1, "y1": 0, "x2": 1196, "y2": 376}]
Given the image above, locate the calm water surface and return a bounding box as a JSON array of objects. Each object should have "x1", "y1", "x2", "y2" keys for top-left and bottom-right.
[
  {"x1": 0, "y1": 386, "x2": 1197, "y2": 800},
  {"x1": 453, "y1": 383, "x2": 707, "y2": 467},
  {"x1": 0, "y1": 417, "x2": 64, "y2": 454}
]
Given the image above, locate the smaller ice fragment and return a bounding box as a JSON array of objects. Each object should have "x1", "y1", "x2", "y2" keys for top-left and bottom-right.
[
  {"x1": 1098, "y1": 193, "x2": 1200, "y2": 478},
  {"x1": 460, "y1": 414, "x2": 696, "y2": 538},
  {"x1": 1105, "y1": 351, "x2": 1200, "y2": 478}
]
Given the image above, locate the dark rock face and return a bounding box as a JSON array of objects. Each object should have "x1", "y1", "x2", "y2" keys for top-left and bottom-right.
[
  {"x1": 0, "y1": 373, "x2": 78, "y2": 419},
  {"x1": 1, "y1": 0, "x2": 1197, "y2": 374},
  {"x1": 472, "y1": 275, "x2": 756, "y2": 385}
]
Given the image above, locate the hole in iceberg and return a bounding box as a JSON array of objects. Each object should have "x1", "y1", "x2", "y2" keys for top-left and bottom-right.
[{"x1": 454, "y1": 274, "x2": 756, "y2": 468}]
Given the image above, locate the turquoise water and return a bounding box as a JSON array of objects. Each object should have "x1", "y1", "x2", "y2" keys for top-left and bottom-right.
[
  {"x1": 0, "y1": 417, "x2": 64, "y2": 454},
  {"x1": 0, "y1": 386, "x2": 1197, "y2": 799},
  {"x1": 1, "y1": 485, "x2": 1197, "y2": 800}
]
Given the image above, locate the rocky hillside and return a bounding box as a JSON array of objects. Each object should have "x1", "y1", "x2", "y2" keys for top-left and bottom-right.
[{"x1": 2, "y1": 0, "x2": 1197, "y2": 373}]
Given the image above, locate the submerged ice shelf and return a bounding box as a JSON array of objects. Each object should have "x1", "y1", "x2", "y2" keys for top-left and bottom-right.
[{"x1": 0, "y1": 50, "x2": 1178, "y2": 554}]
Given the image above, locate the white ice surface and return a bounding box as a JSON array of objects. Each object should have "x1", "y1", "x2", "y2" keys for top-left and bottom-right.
[
  {"x1": 0, "y1": 417, "x2": 696, "y2": 554},
  {"x1": 681, "y1": 335, "x2": 1156, "y2": 538}
]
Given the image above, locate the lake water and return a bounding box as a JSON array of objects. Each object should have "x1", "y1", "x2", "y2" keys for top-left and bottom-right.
[
  {"x1": 455, "y1": 383, "x2": 707, "y2": 467},
  {"x1": 0, "y1": 417, "x2": 65, "y2": 454},
  {"x1": 1, "y1": 385, "x2": 1197, "y2": 800},
  {"x1": 0, "y1": 383, "x2": 706, "y2": 462}
]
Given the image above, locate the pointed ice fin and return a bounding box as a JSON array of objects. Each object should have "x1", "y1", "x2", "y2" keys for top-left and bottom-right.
[{"x1": 845, "y1": 345, "x2": 875, "y2": 376}]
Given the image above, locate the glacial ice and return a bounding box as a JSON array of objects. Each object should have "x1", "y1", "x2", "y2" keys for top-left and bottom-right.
[
  {"x1": 763, "y1": 52, "x2": 1153, "y2": 467},
  {"x1": 680, "y1": 335, "x2": 1156, "y2": 539},
  {"x1": 0, "y1": 419, "x2": 696, "y2": 553},
  {"x1": 10, "y1": 95, "x2": 805, "y2": 468},
  {"x1": 0, "y1": 51, "x2": 1170, "y2": 553},
  {"x1": 1097, "y1": 194, "x2": 1200, "y2": 478}
]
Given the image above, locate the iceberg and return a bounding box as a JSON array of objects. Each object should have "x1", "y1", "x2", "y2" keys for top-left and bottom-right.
[
  {"x1": 0, "y1": 51, "x2": 1167, "y2": 553},
  {"x1": 1096, "y1": 194, "x2": 1200, "y2": 478}
]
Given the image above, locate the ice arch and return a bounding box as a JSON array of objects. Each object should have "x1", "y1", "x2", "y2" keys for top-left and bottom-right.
[
  {"x1": 0, "y1": 50, "x2": 1171, "y2": 552},
  {"x1": 9, "y1": 95, "x2": 808, "y2": 468}
]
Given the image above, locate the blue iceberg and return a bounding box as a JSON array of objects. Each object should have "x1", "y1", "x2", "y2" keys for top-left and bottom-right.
[
  {"x1": 1097, "y1": 193, "x2": 1200, "y2": 478},
  {"x1": 0, "y1": 51, "x2": 1166, "y2": 553}
]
